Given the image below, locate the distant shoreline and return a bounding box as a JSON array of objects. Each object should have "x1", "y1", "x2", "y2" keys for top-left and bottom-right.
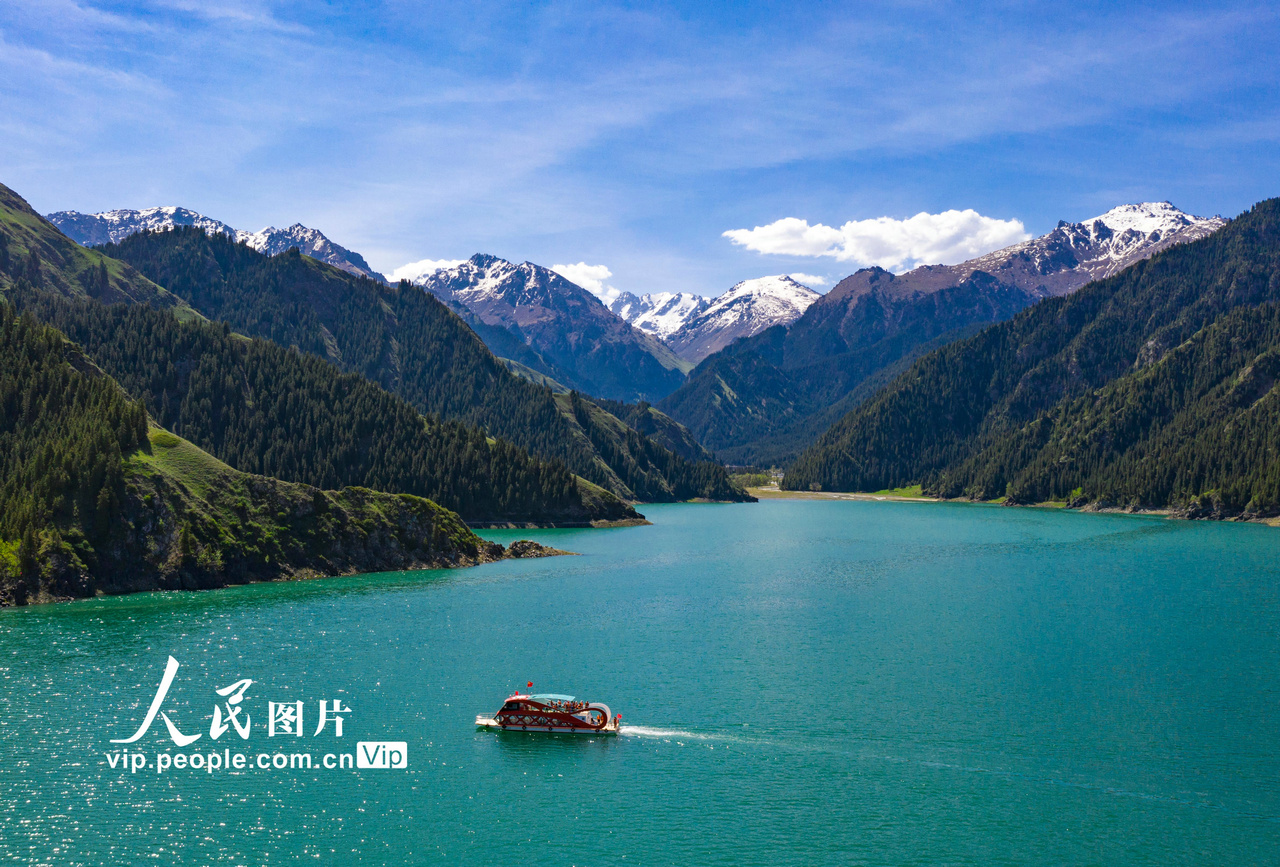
[
  {"x1": 745, "y1": 485, "x2": 937, "y2": 503},
  {"x1": 746, "y1": 486, "x2": 1280, "y2": 527}
]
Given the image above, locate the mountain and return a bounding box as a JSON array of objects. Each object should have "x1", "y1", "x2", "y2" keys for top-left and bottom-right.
[
  {"x1": 0, "y1": 304, "x2": 511, "y2": 606},
  {"x1": 785, "y1": 197, "x2": 1280, "y2": 520},
  {"x1": 95, "y1": 227, "x2": 746, "y2": 504},
  {"x1": 610, "y1": 291, "x2": 709, "y2": 341},
  {"x1": 559, "y1": 391, "x2": 743, "y2": 501},
  {"x1": 0, "y1": 184, "x2": 191, "y2": 312},
  {"x1": 247, "y1": 223, "x2": 385, "y2": 282},
  {"x1": 46, "y1": 206, "x2": 386, "y2": 281},
  {"x1": 430, "y1": 288, "x2": 577, "y2": 386},
  {"x1": 955, "y1": 201, "x2": 1224, "y2": 295},
  {"x1": 413, "y1": 254, "x2": 689, "y2": 401},
  {"x1": 611, "y1": 276, "x2": 820, "y2": 363},
  {"x1": 666, "y1": 276, "x2": 819, "y2": 363},
  {"x1": 589, "y1": 398, "x2": 714, "y2": 463},
  {"x1": 659, "y1": 203, "x2": 1223, "y2": 466},
  {"x1": 14, "y1": 290, "x2": 633, "y2": 526}
]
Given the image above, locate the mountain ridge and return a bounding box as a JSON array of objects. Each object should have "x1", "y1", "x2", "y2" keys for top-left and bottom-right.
[
  {"x1": 611, "y1": 290, "x2": 709, "y2": 341},
  {"x1": 784, "y1": 197, "x2": 1280, "y2": 519},
  {"x1": 0, "y1": 304, "x2": 512, "y2": 605},
  {"x1": 95, "y1": 227, "x2": 745, "y2": 504},
  {"x1": 659, "y1": 202, "x2": 1224, "y2": 465},
  {"x1": 829, "y1": 201, "x2": 1225, "y2": 305},
  {"x1": 610, "y1": 275, "x2": 820, "y2": 363},
  {"x1": 413, "y1": 253, "x2": 689, "y2": 401},
  {"x1": 13, "y1": 289, "x2": 633, "y2": 527},
  {"x1": 46, "y1": 206, "x2": 386, "y2": 281}
]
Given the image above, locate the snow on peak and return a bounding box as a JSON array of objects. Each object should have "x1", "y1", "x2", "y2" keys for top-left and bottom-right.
[
  {"x1": 688, "y1": 275, "x2": 819, "y2": 336},
  {"x1": 1077, "y1": 201, "x2": 1206, "y2": 237},
  {"x1": 45, "y1": 206, "x2": 237, "y2": 245},
  {"x1": 716, "y1": 274, "x2": 820, "y2": 307},
  {"x1": 610, "y1": 274, "x2": 821, "y2": 363},
  {"x1": 423, "y1": 254, "x2": 520, "y2": 303},
  {"x1": 950, "y1": 199, "x2": 1226, "y2": 296},
  {"x1": 610, "y1": 291, "x2": 710, "y2": 341},
  {"x1": 45, "y1": 206, "x2": 383, "y2": 280},
  {"x1": 412, "y1": 254, "x2": 604, "y2": 313},
  {"x1": 1049, "y1": 201, "x2": 1226, "y2": 275}
]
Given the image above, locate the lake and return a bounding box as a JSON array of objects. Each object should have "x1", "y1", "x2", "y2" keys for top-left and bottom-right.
[{"x1": 1, "y1": 500, "x2": 1278, "y2": 865}]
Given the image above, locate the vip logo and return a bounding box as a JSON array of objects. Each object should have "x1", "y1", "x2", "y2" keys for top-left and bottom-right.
[{"x1": 356, "y1": 741, "x2": 408, "y2": 769}]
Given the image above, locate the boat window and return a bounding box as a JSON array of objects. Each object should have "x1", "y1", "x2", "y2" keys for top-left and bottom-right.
[{"x1": 502, "y1": 702, "x2": 520, "y2": 711}]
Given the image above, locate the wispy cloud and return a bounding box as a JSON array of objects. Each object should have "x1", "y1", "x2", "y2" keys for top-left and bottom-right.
[
  {"x1": 787, "y1": 273, "x2": 828, "y2": 287},
  {"x1": 724, "y1": 211, "x2": 1030, "y2": 272},
  {"x1": 0, "y1": 2, "x2": 1274, "y2": 293},
  {"x1": 156, "y1": 0, "x2": 312, "y2": 35}
]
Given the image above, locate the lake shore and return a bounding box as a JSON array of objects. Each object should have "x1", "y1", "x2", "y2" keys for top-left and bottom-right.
[
  {"x1": 746, "y1": 485, "x2": 938, "y2": 503},
  {"x1": 748, "y1": 485, "x2": 1280, "y2": 526}
]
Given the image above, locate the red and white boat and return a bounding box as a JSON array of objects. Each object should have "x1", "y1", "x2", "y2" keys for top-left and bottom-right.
[{"x1": 476, "y1": 691, "x2": 620, "y2": 735}]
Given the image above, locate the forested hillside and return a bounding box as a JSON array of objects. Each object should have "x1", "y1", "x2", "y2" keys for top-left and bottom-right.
[
  {"x1": 14, "y1": 292, "x2": 635, "y2": 525},
  {"x1": 659, "y1": 271, "x2": 1037, "y2": 465},
  {"x1": 0, "y1": 305, "x2": 502, "y2": 605},
  {"x1": 100, "y1": 227, "x2": 745, "y2": 503},
  {"x1": 785, "y1": 198, "x2": 1280, "y2": 518},
  {"x1": 592, "y1": 397, "x2": 713, "y2": 463},
  {"x1": 0, "y1": 183, "x2": 191, "y2": 311},
  {"x1": 563, "y1": 392, "x2": 743, "y2": 500}
]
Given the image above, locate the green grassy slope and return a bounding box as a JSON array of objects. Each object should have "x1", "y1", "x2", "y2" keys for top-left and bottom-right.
[{"x1": 0, "y1": 184, "x2": 192, "y2": 313}]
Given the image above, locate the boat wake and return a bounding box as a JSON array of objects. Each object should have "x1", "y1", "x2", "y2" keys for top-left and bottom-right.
[{"x1": 619, "y1": 725, "x2": 736, "y2": 742}]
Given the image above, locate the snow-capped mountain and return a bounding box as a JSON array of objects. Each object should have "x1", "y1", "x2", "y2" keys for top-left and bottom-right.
[
  {"x1": 656, "y1": 201, "x2": 1229, "y2": 464},
  {"x1": 807, "y1": 202, "x2": 1224, "y2": 367},
  {"x1": 247, "y1": 224, "x2": 384, "y2": 282},
  {"x1": 822, "y1": 202, "x2": 1223, "y2": 309},
  {"x1": 46, "y1": 207, "x2": 385, "y2": 281},
  {"x1": 386, "y1": 258, "x2": 467, "y2": 285},
  {"x1": 609, "y1": 292, "x2": 710, "y2": 341},
  {"x1": 666, "y1": 276, "x2": 819, "y2": 363},
  {"x1": 412, "y1": 254, "x2": 687, "y2": 401},
  {"x1": 46, "y1": 206, "x2": 235, "y2": 246},
  {"x1": 611, "y1": 276, "x2": 820, "y2": 363},
  {"x1": 910, "y1": 201, "x2": 1223, "y2": 300}
]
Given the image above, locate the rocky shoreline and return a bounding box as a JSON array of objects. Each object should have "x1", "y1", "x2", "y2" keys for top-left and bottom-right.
[{"x1": 5, "y1": 538, "x2": 576, "y2": 608}]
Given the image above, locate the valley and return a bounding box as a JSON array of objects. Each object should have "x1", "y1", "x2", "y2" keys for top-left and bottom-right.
[{"x1": 5, "y1": 179, "x2": 1276, "y2": 606}]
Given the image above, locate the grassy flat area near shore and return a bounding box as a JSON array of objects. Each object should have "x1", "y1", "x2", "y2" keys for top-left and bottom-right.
[{"x1": 746, "y1": 485, "x2": 938, "y2": 502}]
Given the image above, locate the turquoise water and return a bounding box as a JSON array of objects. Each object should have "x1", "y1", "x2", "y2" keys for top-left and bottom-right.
[{"x1": 2, "y1": 500, "x2": 1279, "y2": 865}]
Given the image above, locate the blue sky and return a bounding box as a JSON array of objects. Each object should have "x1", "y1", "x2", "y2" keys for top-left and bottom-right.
[{"x1": 2, "y1": 1, "x2": 1277, "y2": 295}]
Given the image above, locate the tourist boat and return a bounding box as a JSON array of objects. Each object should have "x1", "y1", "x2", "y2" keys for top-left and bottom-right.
[{"x1": 475, "y1": 691, "x2": 620, "y2": 735}]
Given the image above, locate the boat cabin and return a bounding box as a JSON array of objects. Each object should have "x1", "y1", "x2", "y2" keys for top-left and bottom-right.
[{"x1": 502, "y1": 693, "x2": 588, "y2": 713}]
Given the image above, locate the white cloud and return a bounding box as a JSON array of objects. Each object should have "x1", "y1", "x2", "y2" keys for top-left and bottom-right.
[
  {"x1": 787, "y1": 272, "x2": 829, "y2": 287},
  {"x1": 724, "y1": 210, "x2": 1030, "y2": 273},
  {"x1": 387, "y1": 257, "x2": 467, "y2": 284},
  {"x1": 551, "y1": 262, "x2": 620, "y2": 305}
]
